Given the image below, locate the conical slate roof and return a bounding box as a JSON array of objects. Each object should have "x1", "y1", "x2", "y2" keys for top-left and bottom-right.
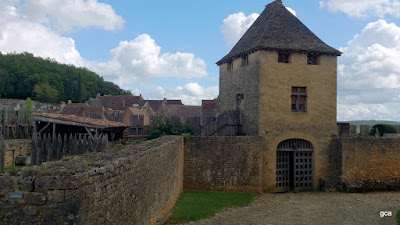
[{"x1": 217, "y1": 0, "x2": 341, "y2": 65}]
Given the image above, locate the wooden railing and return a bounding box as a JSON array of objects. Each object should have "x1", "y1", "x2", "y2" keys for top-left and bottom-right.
[{"x1": 201, "y1": 110, "x2": 243, "y2": 136}]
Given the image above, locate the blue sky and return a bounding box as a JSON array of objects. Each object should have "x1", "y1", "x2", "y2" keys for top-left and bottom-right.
[{"x1": 1, "y1": 0, "x2": 400, "y2": 121}]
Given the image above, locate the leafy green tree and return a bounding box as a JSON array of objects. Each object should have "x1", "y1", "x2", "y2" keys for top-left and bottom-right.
[
  {"x1": 0, "y1": 52, "x2": 132, "y2": 103},
  {"x1": 33, "y1": 83, "x2": 59, "y2": 103},
  {"x1": 369, "y1": 124, "x2": 397, "y2": 136}
]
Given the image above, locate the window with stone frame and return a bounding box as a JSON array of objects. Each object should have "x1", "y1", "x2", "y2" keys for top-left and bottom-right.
[
  {"x1": 291, "y1": 87, "x2": 307, "y2": 112},
  {"x1": 278, "y1": 52, "x2": 290, "y2": 63}
]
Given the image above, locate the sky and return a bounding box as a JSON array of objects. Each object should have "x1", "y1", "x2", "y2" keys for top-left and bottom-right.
[{"x1": 1, "y1": 0, "x2": 400, "y2": 121}]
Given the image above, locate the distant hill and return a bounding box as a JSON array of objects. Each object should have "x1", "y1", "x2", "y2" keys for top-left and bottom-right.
[
  {"x1": 340, "y1": 120, "x2": 400, "y2": 126},
  {"x1": 0, "y1": 52, "x2": 131, "y2": 103}
]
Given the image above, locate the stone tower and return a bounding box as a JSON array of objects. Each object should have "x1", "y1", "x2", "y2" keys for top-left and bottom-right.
[{"x1": 216, "y1": 0, "x2": 341, "y2": 192}]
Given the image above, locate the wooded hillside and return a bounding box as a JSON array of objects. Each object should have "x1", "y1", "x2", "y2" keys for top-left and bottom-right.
[{"x1": 0, "y1": 52, "x2": 131, "y2": 103}]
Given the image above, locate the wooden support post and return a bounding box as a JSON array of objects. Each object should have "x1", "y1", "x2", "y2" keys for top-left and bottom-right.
[
  {"x1": 52, "y1": 123, "x2": 56, "y2": 139},
  {"x1": 0, "y1": 135, "x2": 4, "y2": 174},
  {"x1": 38, "y1": 122, "x2": 50, "y2": 135}
]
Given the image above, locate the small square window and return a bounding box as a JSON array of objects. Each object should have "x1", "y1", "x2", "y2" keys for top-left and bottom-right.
[
  {"x1": 278, "y1": 53, "x2": 290, "y2": 63},
  {"x1": 307, "y1": 55, "x2": 318, "y2": 65}
]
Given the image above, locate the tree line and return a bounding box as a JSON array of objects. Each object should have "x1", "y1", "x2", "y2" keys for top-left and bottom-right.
[{"x1": 0, "y1": 52, "x2": 131, "y2": 103}]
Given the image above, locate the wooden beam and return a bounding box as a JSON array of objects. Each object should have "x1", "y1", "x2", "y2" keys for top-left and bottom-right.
[
  {"x1": 85, "y1": 127, "x2": 94, "y2": 139},
  {"x1": 32, "y1": 116, "x2": 103, "y2": 129},
  {"x1": 38, "y1": 122, "x2": 50, "y2": 135}
]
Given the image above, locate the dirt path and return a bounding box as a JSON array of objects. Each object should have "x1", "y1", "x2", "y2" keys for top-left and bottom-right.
[{"x1": 186, "y1": 192, "x2": 400, "y2": 225}]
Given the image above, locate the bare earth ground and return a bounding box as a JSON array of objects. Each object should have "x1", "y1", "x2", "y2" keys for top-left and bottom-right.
[{"x1": 185, "y1": 192, "x2": 400, "y2": 225}]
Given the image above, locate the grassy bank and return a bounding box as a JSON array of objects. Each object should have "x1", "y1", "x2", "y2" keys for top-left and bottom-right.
[{"x1": 167, "y1": 190, "x2": 257, "y2": 224}]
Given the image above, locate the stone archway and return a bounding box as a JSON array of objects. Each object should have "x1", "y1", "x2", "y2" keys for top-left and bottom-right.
[{"x1": 276, "y1": 139, "x2": 313, "y2": 192}]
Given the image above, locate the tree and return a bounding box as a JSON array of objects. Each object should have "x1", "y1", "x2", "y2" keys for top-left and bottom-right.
[
  {"x1": 33, "y1": 83, "x2": 59, "y2": 103},
  {"x1": 369, "y1": 124, "x2": 397, "y2": 136},
  {"x1": 24, "y1": 97, "x2": 33, "y2": 123}
]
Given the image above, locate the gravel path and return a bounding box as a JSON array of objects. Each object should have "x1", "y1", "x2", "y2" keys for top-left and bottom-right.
[{"x1": 186, "y1": 192, "x2": 400, "y2": 225}]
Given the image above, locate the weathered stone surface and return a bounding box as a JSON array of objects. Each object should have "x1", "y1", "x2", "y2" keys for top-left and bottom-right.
[
  {"x1": 17, "y1": 176, "x2": 34, "y2": 191},
  {"x1": 25, "y1": 192, "x2": 46, "y2": 205},
  {"x1": 0, "y1": 176, "x2": 15, "y2": 195},
  {"x1": 0, "y1": 136, "x2": 184, "y2": 225},
  {"x1": 35, "y1": 176, "x2": 78, "y2": 191},
  {"x1": 47, "y1": 190, "x2": 64, "y2": 203},
  {"x1": 184, "y1": 136, "x2": 263, "y2": 193}
]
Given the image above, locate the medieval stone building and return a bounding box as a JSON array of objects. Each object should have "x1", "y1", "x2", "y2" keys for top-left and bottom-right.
[{"x1": 215, "y1": 0, "x2": 341, "y2": 192}]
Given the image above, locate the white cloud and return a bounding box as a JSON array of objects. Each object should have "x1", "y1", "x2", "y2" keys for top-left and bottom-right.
[
  {"x1": 338, "y1": 20, "x2": 400, "y2": 121},
  {"x1": 146, "y1": 84, "x2": 218, "y2": 105},
  {"x1": 220, "y1": 12, "x2": 259, "y2": 45},
  {"x1": 0, "y1": 1, "x2": 213, "y2": 105},
  {"x1": 220, "y1": 7, "x2": 296, "y2": 46},
  {"x1": 320, "y1": 0, "x2": 400, "y2": 18},
  {"x1": 23, "y1": 0, "x2": 125, "y2": 32},
  {"x1": 87, "y1": 34, "x2": 208, "y2": 87},
  {"x1": 0, "y1": 1, "x2": 84, "y2": 66},
  {"x1": 286, "y1": 7, "x2": 297, "y2": 16}
]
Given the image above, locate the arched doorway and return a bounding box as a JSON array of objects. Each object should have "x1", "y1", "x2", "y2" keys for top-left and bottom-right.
[{"x1": 276, "y1": 139, "x2": 313, "y2": 192}]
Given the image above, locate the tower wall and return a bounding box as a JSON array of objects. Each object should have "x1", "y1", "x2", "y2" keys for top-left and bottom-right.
[
  {"x1": 217, "y1": 52, "x2": 261, "y2": 135},
  {"x1": 257, "y1": 51, "x2": 338, "y2": 191}
]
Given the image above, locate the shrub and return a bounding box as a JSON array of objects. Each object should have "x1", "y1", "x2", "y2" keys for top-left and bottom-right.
[
  {"x1": 369, "y1": 124, "x2": 397, "y2": 136},
  {"x1": 147, "y1": 119, "x2": 194, "y2": 140}
]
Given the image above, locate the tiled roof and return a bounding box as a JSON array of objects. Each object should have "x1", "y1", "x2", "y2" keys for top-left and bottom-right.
[
  {"x1": 166, "y1": 100, "x2": 183, "y2": 105},
  {"x1": 139, "y1": 100, "x2": 164, "y2": 112},
  {"x1": 163, "y1": 105, "x2": 202, "y2": 118},
  {"x1": 217, "y1": 0, "x2": 341, "y2": 65},
  {"x1": 202, "y1": 100, "x2": 216, "y2": 110},
  {"x1": 99, "y1": 95, "x2": 140, "y2": 110},
  {"x1": 87, "y1": 98, "x2": 104, "y2": 107},
  {"x1": 61, "y1": 106, "x2": 105, "y2": 119},
  {"x1": 32, "y1": 113, "x2": 129, "y2": 128}
]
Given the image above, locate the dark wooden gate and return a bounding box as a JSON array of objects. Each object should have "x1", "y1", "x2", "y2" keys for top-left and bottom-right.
[{"x1": 276, "y1": 139, "x2": 313, "y2": 192}]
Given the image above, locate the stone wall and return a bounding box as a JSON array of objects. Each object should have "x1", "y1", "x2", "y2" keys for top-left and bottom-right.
[
  {"x1": 4, "y1": 139, "x2": 31, "y2": 167},
  {"x1": 0, "y1": 136, "x2": 184, "y2": 225},
  {"x1": 328, "y1": 137, "x2": 400, "y2": 192},
  {"x1": 184, "y1": 136, "x2": 264, "y2": 193}
]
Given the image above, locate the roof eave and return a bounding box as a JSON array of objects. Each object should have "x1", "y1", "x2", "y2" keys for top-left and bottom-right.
[{"x1": 216, "y1": 48, "x2": 342, "y2": 65}]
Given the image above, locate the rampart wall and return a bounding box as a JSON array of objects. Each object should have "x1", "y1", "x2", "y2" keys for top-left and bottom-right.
[
  {"x1": 0, "y1": 136, "x2": 184, "y2": 225},
  {"x1": 329, "y1": 137, "x2": 400, "y2": 192},
  {"x1": 184, "y1": 136, "x2": 264, "y2": 193}
]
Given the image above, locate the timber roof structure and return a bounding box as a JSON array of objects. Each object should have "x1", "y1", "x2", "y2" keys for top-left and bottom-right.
[
  {"x1": 32, "y1": 113, "x2": 129, "y2": 129},
  {"x1": 217, "y1": 0, "x2": 341, "y2": 65}
]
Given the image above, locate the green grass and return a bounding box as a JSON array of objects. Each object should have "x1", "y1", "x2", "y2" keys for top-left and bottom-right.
[
  {"x1": 5, "y1": 166, "x2": 25, "y2": 173},
  {"x1": 397, "y1": 210, "x2": 400, "y2": 225},
  {"x1": 167, "y1": 190, "x2": 257, "y2": 224}
]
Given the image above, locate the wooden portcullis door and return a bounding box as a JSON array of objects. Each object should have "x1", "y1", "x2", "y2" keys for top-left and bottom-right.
[{"x1": 276, "y1": 139, "x2": 313, "y2": 192}]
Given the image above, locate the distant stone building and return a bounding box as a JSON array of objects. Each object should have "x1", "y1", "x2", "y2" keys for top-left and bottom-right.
[
  {"x1": 214, "y1": 0, "x2": 341, "y2": 192},
  {"x1": 201, "y1": 99, "x2": 216, "y2": 125}
]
